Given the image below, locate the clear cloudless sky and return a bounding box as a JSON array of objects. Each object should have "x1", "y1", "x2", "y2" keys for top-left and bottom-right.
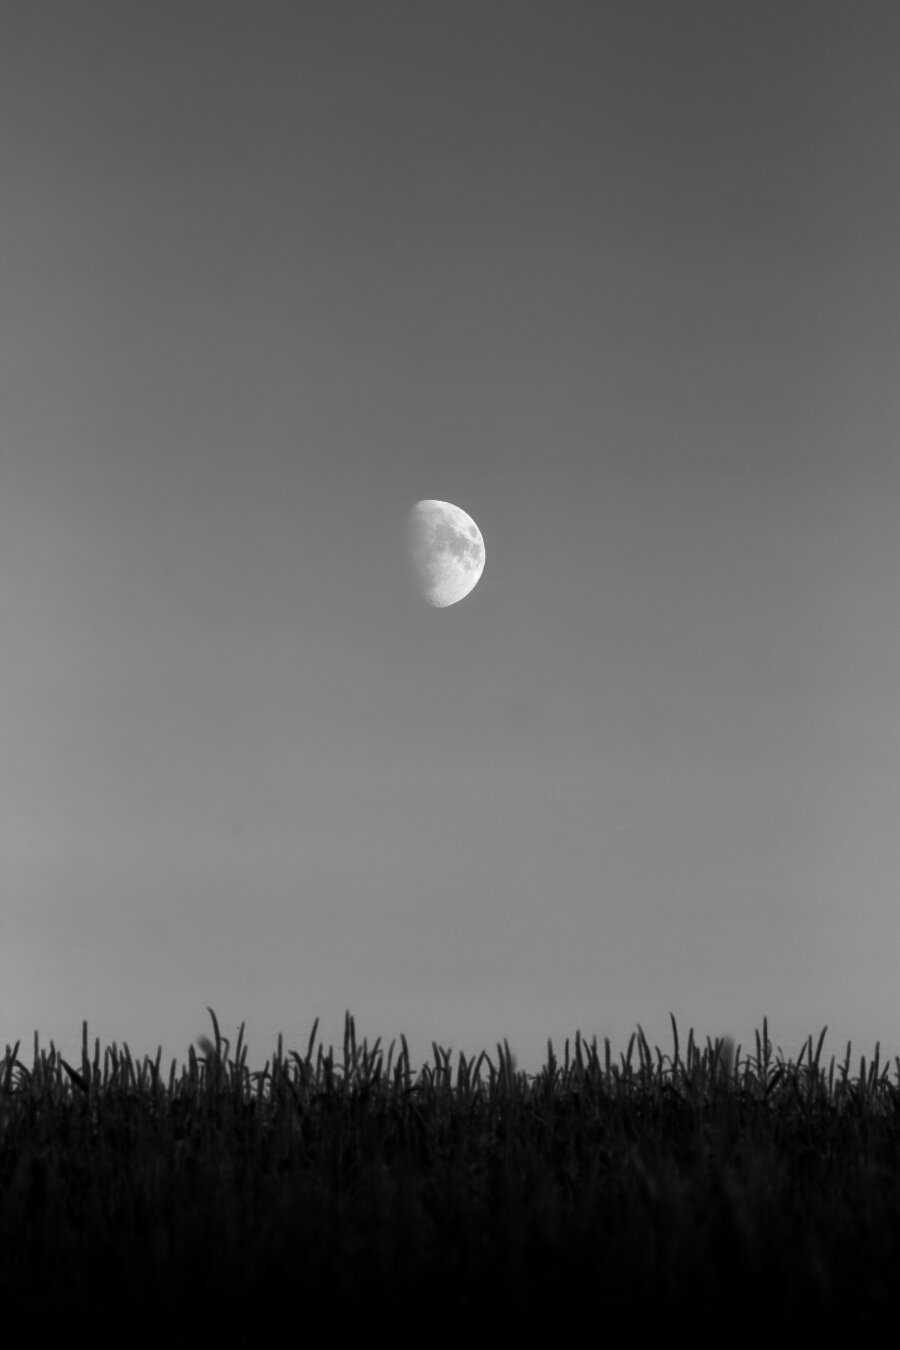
[{"x1": 2, "y1": 2, "x2": 898, "y2": 1080}]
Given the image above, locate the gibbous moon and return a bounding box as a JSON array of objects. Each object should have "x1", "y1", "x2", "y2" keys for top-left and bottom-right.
[{"x1": 407, "y1": 500, "x2": 486, "y2": 608}]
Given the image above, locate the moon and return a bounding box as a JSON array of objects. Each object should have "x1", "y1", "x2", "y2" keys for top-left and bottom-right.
[{"x1": 407, "y1": 500, "x2": 486, "y2": 607}]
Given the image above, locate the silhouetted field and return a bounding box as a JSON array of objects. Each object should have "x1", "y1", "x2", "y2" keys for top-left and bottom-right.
[{"x1": 2, "y1": 1009, "x2": 898, "y2": 1345}]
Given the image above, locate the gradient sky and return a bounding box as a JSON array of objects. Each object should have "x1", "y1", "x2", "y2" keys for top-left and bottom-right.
[{"x1": 2, "y1": 3, "x2": 898, "y2": 1080}]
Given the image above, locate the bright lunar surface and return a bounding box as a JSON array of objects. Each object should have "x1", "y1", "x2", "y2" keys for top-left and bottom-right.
[{"x1": 407, "y1": 500, "x2": 486, "y2": 608}]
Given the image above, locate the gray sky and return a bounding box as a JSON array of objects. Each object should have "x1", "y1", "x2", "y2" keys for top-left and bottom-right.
[{"x1": 2, "y1": 2, "x2": 898, "y2": 1080}]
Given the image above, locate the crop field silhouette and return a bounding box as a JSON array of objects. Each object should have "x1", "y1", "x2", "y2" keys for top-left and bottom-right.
[{"x1": 2, "y1": 1008, "x2": 898, "y2": 1346}]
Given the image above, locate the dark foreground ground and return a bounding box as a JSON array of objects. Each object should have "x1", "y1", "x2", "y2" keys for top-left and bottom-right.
[{"x1": 2, "y1": 1014, "x2": 898, "y2": 1345}]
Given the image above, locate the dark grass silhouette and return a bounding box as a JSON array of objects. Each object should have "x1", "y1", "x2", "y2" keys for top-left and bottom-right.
[{"x1": 2, "y1": 1009, "x2": 898, "y2": 1345}]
